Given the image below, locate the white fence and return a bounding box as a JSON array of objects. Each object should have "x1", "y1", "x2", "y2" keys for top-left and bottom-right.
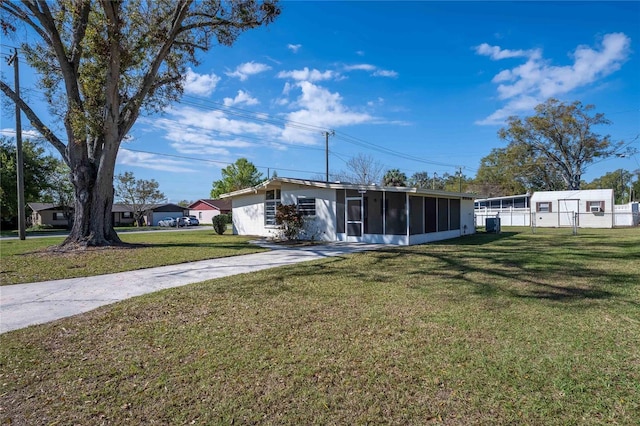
[
  {"x1": 614, "y1": 203, "x2": 640, "y2": 227},
  {"x1": 474, "y1": 208, "x2": 530, "y2": 227},
  {"x1": 475, "y1": 203, "x2": 639, "y2": 228}
]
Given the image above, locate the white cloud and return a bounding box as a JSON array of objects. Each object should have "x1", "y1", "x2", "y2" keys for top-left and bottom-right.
[
  {"x1": 345, "y1": 63, "x2": 398, "y2": 78},
  {"x1": 373, "y1": 69, "x2": 398, "y2": 78},
  {"x1": 117, "y1": 148, "x2": 196, "y2": 173},
  {"x1": 0, "y1": 128, "x2": 44, "y2": 140},
  {"x1": 356, "y1": 50, "x2": 365, "y2": 56},
  {"x1": 287, "y1": 43, "x2": 302, "y2": 53},
  {"x1": 183, "y1": 68, "x2": 220, "y2": 96},
  {"x1": 281, "y1": 81, "x2": 374, "y2": 144},
  {"x1": 225, "y1": 61, "x2": 271, "y2": 81},
  {"x1": 475, "y1": 43, "x2": 540, "y2": 60},
  {"x1": 476, "y1": 33, "x2": 631, "y2": 125},
  {"x1": 223, "y1": 90, "x2": 259, "y2": 107},
  {"x1": 345, "y1": 64, "x2": 376, "y2": 72},
  {"x1": 143, "y1": 106, "x2": 281, "y2": 158},
  {"x1": 277, "y1": 67, "x2": 338, "y2": 82}
]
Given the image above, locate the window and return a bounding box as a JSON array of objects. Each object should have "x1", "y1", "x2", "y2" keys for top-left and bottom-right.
[
  {"x1": 536, "y1": 202, "x2": 552, "y2": 213},
  {"x1": 122, "y1": 211, "x2": 133, "y2": 219},
  {"x1": 53, "y1": 212, "x2": 65, "y2": 220},
  {"x1": 297, "y1": 197, "x2": 316, "y2": 216},
  {"x1": 198, "y1": 212, "x2": 203, "y2": 219},
  {"x1": 587, "y1": 201, "x2": 605, "y2": 212},
  {"x1": 265, "y1": 189, "x2": 281, "y2": 225}
]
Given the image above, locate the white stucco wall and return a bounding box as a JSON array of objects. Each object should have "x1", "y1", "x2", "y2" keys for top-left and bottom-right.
[
  {"x1": 281, "y1": 183, "x2": 337, "y2": 242},
  {"x1": 232, "y1": 193, "x2": 269, "y2": 237}
]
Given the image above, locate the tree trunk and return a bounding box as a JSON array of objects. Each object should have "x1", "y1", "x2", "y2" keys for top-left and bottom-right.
[{"x1": 62, "y1": 142, "x2": 122, "y2": 247}]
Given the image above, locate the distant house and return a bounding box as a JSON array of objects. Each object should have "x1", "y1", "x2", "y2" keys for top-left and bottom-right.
[
  {"x1": 29, "y1": 202, "x2": 187, "y2": 227},
  {"x1": 188, "y1": 199, "x2": 231, "y2": 224},
  {"x1": 221, "y1": 177, "x2": 476, "y2": 245},
  {"x1": 143, "y1": 203, "x2": 188, "y2": 226},
  {"x1": 28, "y1": 203, "x2": 71, "y2": 227},
  {"x1": 112, "y1": 203, "x2": 136, "y2": 226}
]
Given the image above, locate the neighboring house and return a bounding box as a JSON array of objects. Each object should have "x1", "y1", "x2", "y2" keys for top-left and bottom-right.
[
  {"x1": 188, "y1": 199, "x2": 232, "y2": 224},
  {"x1": 29, "y1": 202, "x2": 187, "y2": 227},
  {"x1": 112, "y1": 203, "x2": 136, "y2": 226},
  {"x1": 474, "y1": 194, "x2": 531, "y2": 227},
  {"x1": 530, "y1": 189, "x2": 615, "y2": 228},
  {"x1": 220, "y1": 177, "x2": 476, "y2": 245},
  {"x1": 28, "y1": 203, "x2": 71, "y2": 227},
  {"x1": 145, "y1": 203, "x2": 188, "y2": 226}
]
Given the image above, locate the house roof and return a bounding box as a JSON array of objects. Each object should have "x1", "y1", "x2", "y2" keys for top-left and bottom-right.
[
  {"x1": 220, "y1": 177, "x2": 476, "y2": 199},
  {"x1": 530, "y1": 189, "x2": 614, "y2": 200},
  {"x1": 27, "y1": 202, "x2": 62, "y2": 212},
  {"x1": 187, "y1": 199, "x2": 232, "y2": 211},
  {"x1": 474, "y1": 193, "x2": 530, "y2": 202}
]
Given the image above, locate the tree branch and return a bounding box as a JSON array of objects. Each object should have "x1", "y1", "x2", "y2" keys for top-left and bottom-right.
[
  {"x1": 0, "y1": 1, "x2": 51, "y2": 43},
  {"x1": 0, "y1": 79, "x2": 67, "y2": 157}
]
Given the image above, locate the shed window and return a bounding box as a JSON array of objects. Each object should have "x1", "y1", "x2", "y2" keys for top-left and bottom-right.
[
  {"x1": 53, "y1": 212, "x2": 65, "y2": 220},
  {"x1": 297, "y1": 197, "x2": 316, "y2": 216},
  {"x1": 265, "y1": 189, "x2": 281, "y2": 225},
  {"x1": 587, "y1": 201, "x2": 605, "y2": 212},
  {"x1": 122, "y1": 211, "x2": 133, "y2": 219},
  {"x1": 536, "y1": 202, "x2": 552, "y2": 213}
]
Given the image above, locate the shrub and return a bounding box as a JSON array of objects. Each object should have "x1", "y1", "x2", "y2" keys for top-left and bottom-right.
[
  {"x1": 275, "y1": 203, "x2": 304, "y2": 240},
  {"x1": 212, "y1": 215, "x2": 227, "y2": 235}
]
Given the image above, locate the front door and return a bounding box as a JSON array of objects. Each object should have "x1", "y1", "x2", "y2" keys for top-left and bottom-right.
[{"x1": 346, "y1": 197, "x2": 363, "y2": 241}]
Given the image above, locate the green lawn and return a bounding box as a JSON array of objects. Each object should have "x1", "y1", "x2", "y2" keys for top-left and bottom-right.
[
  {"x1": 1, "y1": 228, "x2": 639, "y2": 424},
  {"x1": 0, "y1": 229, "x2": 265, "y2": 285}
]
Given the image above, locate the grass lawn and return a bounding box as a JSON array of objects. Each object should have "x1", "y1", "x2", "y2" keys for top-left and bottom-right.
[
  {"x1": 0, "y1": 229, "x2": 266, "y2": 285},
  {"x1": 1, "y1": 227, "x2": 639, "y2": 424}
]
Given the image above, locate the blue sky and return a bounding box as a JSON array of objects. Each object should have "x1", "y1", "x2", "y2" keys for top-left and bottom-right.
[{"x1": 2, "y1": 1, "x2": 639, "y2": 203}]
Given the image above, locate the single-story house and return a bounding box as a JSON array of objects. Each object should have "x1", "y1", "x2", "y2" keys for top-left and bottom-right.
[
  {"x1": 188, "y1": 199, "x2": 231, "y2": 224},
  {"x1": 28, "y1": 203, "x2": 72, "y2": 227},
  {"x1": 143, "y1": 203, "x2": 188, "y2": 226},
  {"x1": 29, "y1": 202, "x2": 187, "y2": 227},
  {"x1": 220, "y1": 177, "x2": 476, "y2": 245},
  {"x1": 530, "y1": 189, "x2": 615, "y2": 228}
]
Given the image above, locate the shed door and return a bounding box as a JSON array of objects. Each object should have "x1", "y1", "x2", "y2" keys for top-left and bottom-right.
[
  {"x1": 346, "y1": 197, "x2": 363, "y2": 240},
  {"x1": 558, "y1": 199, "x2": 579, "y2": 227}
]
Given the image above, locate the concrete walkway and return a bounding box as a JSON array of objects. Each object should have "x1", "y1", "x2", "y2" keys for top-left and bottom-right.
[{"x1": 0, "y1": 242, "x2": 383, "y2": 334}]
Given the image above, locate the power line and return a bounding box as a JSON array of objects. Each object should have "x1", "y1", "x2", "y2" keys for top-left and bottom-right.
[{"x1": 123, "y1": 148, "x2": 325, "y2": 177}]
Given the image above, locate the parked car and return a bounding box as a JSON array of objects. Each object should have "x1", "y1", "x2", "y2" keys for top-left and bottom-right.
[
  {"x1": 176, "y1": 217, "x2": 188, "y2": 227},
  {"x1": 187, "y1": 216, "x2": 200, "y2": 226},
  {"x1": 158, "y1": 217, "x2": 176, "y2": 227}
]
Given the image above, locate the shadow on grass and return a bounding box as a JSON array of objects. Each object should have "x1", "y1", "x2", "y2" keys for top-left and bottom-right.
[{"x1": 218, "y1": 231, "x2": 639, "y2": 306}]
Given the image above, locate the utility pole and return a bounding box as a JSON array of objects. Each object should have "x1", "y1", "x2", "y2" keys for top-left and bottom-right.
[
  {"x1": 457, "y1": 166, "x2": 463, "y2": 193},
  {"x1": 8, "y1": 49, "x2": 26, "y2": 240},
  {"x1": 323, "y1": 130, "x2": 335, "y2": 182}
]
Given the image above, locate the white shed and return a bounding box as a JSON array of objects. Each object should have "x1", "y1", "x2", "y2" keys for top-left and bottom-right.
[{"x1": 530, "y1": 189, "x2": 615, "y2": 228}]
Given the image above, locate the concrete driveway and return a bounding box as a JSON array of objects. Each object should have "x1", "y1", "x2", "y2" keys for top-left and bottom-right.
[{"x1": 0, "y1": 242, "x2": 384, "y2": 334}]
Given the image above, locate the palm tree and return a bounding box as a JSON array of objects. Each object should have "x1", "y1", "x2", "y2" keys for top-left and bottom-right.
[{"x1": 382, "y1": 169, "x2": 407, "y2": 186}]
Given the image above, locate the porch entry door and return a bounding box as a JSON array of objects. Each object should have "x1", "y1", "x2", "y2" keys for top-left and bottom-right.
[
  {"x1": 346, "y1": 197, "x2": 363, "y2": 240},
  {"x1": 558, "y1": 199, "x2": 579, "y2": 227}
]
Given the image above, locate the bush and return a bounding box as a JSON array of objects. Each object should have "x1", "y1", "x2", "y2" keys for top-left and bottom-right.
[
  {"x1": 275, "y1": 203, "x2": 304, "y2": 240},
  {"x1": 212, "y1": 215, "x2": 227, "y2": 235}
]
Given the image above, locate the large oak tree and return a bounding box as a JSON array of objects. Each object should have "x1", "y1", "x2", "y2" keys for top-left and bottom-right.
[
  {"x1": 0, "y1": 0, "x2": 279, "y2": 246},
  {"x1": 498, "y1": 98, "x2": 619, "y2": 191}
]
